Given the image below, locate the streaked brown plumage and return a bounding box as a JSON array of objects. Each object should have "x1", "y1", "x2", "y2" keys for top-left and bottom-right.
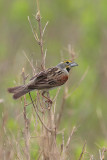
[{"x1": 8, "y1": 60, "x2": 78, "y2": 99}]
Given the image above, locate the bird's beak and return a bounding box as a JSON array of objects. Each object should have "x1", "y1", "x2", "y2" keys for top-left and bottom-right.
[{"x1": 70, "y1": 62, "x2": 78, "y2": 67}]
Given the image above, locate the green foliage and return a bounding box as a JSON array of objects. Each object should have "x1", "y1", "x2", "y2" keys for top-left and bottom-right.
[
  {"x1": 10, "y1": 0, "x2": 30, "y2": 22},
  {"x1": 6, "y1": 118, "x2": 19, "y2": 133}
]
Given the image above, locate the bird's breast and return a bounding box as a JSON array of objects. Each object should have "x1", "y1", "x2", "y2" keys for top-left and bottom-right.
[{"x1": 58, "y1": 75, "x2": 68, "y2": 85}]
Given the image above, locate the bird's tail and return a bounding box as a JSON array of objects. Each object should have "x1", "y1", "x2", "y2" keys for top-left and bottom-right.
[{"x1": 8, "y1": 85, "x2": 31, "y2": 99}]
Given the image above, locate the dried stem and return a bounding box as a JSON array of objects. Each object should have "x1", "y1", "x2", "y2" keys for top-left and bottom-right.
[
  {"x1": 78, "y1": 141, "x2": 87, "y2": 160},
  {"x1": 28, "y1": 16, "x2": 39, "y2": 43},
  {"x1": 56, "y1": 90, "x2": 66, "y2": 129},
  {"x1": 60, "y1": 131, "x2": 65, "y2": 155},
  {"x1": 36, "y1": 0, "x2": 45, "y2": 70},
  {"x1": 99, "y1": 147, "x2": 107, "y2": 160},
  {"x1": 65, "y1": 126, "x2": 76, "y2": 151},
  {"x1": 42, "y1": 21, "x2": 49, "y2": 37},
  {"x1": 23, "y1": 50, "x2": 36, "y2": 75},
  {"x1": 22, "y1": 68, "x2": 30, "y2": 160},
  {"x1": 29, "y1": 92, "x2": 53, "y2": 133}
]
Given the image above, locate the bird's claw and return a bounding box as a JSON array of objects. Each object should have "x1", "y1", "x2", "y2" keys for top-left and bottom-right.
[{"x1": 45, "y1": 99, "x2": 52, "y2": 104}]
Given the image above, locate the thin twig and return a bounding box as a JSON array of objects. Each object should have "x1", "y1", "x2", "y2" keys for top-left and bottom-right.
[
  {"x1": 22, "y1": 68, "x2": 30, "y2": 160},
  {"x1": 99, "y1": 149, "x2": 102, "y2": 160},
  {"x1": 35, "y1": 0, "x2": 45, "y2": 70},
  {"x1": 2, "y1": 123, "x2": 22, "y2": 160},
  {"x1": 68, "y1": 44, "x2": 76, "y2": 61},
  {"x1": 42, "y1": 21, "x2": 49, "y2": 37},
  {"x1": 53, "y1": 87, "x2": 61, "y2": 114},
  {"x1": 29, "y1": 92, "x2": 53, "y2": 133},
  {"x1": 65, "y1": 126, "x2": 76, "y2": 150},
  {"x1": 53, "y1": 87, "x2": 61, "y2": 102},
  {"x1": 43, "y1": 48, "x2": 47, "y2": 69},
  {"x1": 89, "y1": 155, "x2": 94, "y2": 160},
  {"x1": 23, "y1": 50, "x2": 36, "y2": 74},
  {"x1": 78, "y1": 141, "x2": 87, "y2": 160},
  {"x1": 60, "y1": 131, "x2": 65, "y2": 155},
  {"x1": 99, "y1": 147, "x2": 107, "y2": 160},
  {"x1": 28, "y1": 16, "x2": 39, "y2": 43},
  {"x1": 56, "y1": 90, "x2": 66, "y2": 128},
  {"x1": 37, "y1": 151, "x2": 43, "y2": 160}
]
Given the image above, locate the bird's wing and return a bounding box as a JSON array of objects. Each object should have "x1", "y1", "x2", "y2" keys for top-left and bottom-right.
[
  {"x1": 30, "y1": 71, "x2": 45, "y2": 81},
  {"x1": 27, "y1": 67, "x2": 68, "y2": 90}
]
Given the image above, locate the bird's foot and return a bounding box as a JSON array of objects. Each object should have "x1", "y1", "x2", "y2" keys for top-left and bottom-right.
[{"x1": 45, "y1": 99, "x2": 53, "y2": 104}]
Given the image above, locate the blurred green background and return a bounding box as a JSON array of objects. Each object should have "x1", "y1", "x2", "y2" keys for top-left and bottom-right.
[{"x1": 0, "y1": 0, "x2": 107, "y2": 159}]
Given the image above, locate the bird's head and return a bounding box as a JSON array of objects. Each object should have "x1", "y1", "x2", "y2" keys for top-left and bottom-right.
[{"x1": 57, "y1": 60, "x2": 78, "y2": 72}]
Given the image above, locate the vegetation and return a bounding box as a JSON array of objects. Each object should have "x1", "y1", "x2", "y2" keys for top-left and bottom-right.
[{"x1": 0, "y1": 0, "x2": 107, "y2": 159}]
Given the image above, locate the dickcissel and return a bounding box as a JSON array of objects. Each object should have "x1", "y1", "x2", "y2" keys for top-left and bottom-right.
[{"x1": 8, "y1": 60, "x2": 78, "y2": 100}]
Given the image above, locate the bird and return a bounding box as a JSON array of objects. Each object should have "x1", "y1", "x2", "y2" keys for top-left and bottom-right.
[{"x1": 8, "y1": 60, "x2": 78, "y2": 101}]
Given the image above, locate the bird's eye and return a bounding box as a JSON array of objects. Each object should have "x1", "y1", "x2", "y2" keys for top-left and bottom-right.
[{"x1": 66, "y1": 61, "x2": 69, "y2": 64}]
